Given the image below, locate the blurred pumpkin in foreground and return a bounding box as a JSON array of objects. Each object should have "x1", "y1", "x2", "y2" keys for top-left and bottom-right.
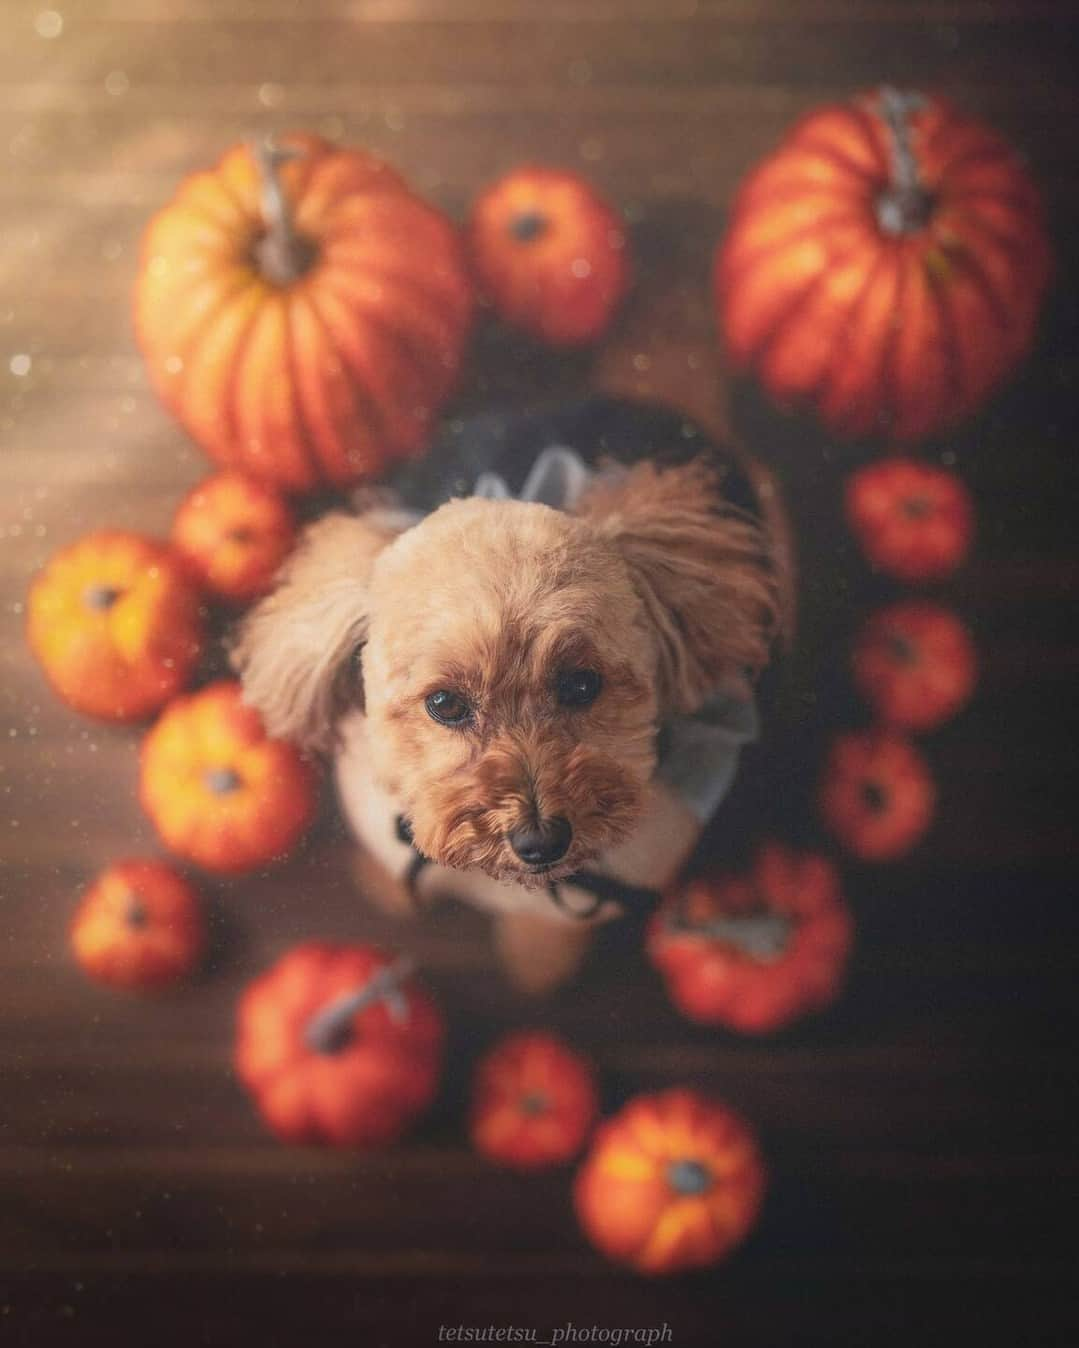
[
  {"x1": 716, "y1": 88, "x2": 1052, "y2": 442},
  {"x1": 71, "y1": 858, "x2": 205, "y2": 992},
  {"x1": 846, "y1": 456, "x2": 974, "y2": 581},
  {"x1": 236, "y1": 941, "x2": 444, "y2": 1148},
  {"x1": 140, "y1": 680, "x2": 315, "y2": 874},
  {"x1": 470, "y1": 1032, "x2": 599, "y2": 1170},
  {"x1": 467, "y1": 166, "x2": 630, "y2": 346},
  {"x1": 27, "y1": 530, "x2": 204, "y2": 722},
  {"x1": 852, "y1": 601, "x2": 977, "y2": 732},
  {"x1": 820, "y1": 730, "x2": 935, "y2": 860},
  {"x1": 647, "y1": 843, "x2": 853, "y2": 1034},
  {"x1": 171, "y1": 471, "x2": 296, "y2": 604},
  {"x1": 136, "y1": 133, "x2": 473, "y2": 490},
  {"x1": 574, "y1": 1088, "x2": 766, "y2": 1275}
]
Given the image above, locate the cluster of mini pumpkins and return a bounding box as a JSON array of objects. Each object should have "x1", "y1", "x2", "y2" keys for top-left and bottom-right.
[{"x1": 29, "y1": 85, "x2": 1049, "y2": 1278}]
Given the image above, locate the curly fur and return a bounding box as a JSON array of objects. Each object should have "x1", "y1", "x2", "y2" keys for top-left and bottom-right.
[{"x1": 234, "y1": 458, "x2": 779, "y2": 885}]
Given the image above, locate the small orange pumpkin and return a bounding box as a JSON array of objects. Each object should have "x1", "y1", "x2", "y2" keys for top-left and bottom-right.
[
  {"x1": 716, "y1": 88, "x2": 1052, "y2": 441},
  {"x1": 140, "y1": 680, "x2": 315, "y2": 874},
  {"x1": 171, "y1": 471, "x2": 296, "y2": 604},
  {"x1": 136, "y1": 133, "x2": 473, "y2": 490},
  {"x1": 574, "y1": 1088, "x2": 766, "y2": 1275},
  {"x1": 647, "y1": 844, "x2": 853, "y2": 1034},
  {"x1": 852, "y1": 601, "x2": 977, "y2": 732},
  {"x1": 27, "y1": 530, "x2": 204, "y2": 722},
  {"x1": 235, "y1": 941, "x2": 444, "y2": 1148},
  {"x1": 71, "y1": 858, "x2": 205, "y2": 992},
  {"x1": 846, "y1": 456, "x2": 974, "y2": 581},
  {"x1": 470, "y1": 1032, "x2": 599, "y2": 1170},
  {"x1": 820, "y1": 730, "x2": 935, "y2": 860},
  {"x1": 467, "y1": 166, "x2": 630, "y2": 346}
]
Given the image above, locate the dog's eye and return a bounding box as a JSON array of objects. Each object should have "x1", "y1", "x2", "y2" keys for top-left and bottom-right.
[
  {"x1": 425, "y1": 689, "x2": 472, "y2": 726},
  {"x1": 556, "y1": 669, "x2": 602, "y2": 708}
]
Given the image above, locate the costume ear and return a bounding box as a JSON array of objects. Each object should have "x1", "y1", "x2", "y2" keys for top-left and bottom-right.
[
  {"x1": 576, "y1": 458, "x2": 780, "y2": 715},
  {"x1": 230, "y1": 508, "x2": 407, "y2": 751}
]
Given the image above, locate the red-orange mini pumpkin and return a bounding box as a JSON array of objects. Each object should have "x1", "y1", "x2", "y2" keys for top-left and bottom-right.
[
  {"x1": 27, "y1": 530, "x2": 204, "y2": 722},
  {"x1": 470, "y1": 1032, "x2": 599, "y2": 1170},
  {"x1": 846, "y1": 456, "x2": 974, "y2": 581},
  {"x1": 716, "y1": 88, "x2": 1052, "y2": 442},
  {"x1": 820, "y1": 730, "x2": 935, "y2": 860},
  {"x1": 136, "y1": 133, "x2": 473, "y2": 490},
  {"x1": 140, "y1": 680, "x2": 315, "y2": 874},
  {"x1": 467, "y1": 166, "x2": 630, "y2": 346},
  {"x1": 171, "y1": 471, "x2": 296, "y2": 604},
  {"x1": 852, "y1": 601, "x2": 977, "y2": 732},
  {"x1": 235, "y1": 941, "x2": 444, "y2": 1148},
  {"x1": 574, "y1": 1088, "x2": 766, "y2": 1275},
  {"x1": 647, "y1": 844, "x2": 853, "y2": 1034},
  {"x1": 71, "y1": 858, "x2": 205, "y2": 992}
]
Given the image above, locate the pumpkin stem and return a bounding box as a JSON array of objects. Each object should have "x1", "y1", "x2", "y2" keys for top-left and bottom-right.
[
  {"x1": 666, "y1": 905, "x2": 792, "y2": 962},
  {"x1": 668, "y1": 1159, "x2": 713, "y2": 1197},
  {"x1": 875, "y1": 86, "x2": 935, "y2": 236},
  {"x1": 250, "y1": 136, "x2": 315, "y2": 286},
  {"x1": 303, "y1": 955, "x2": 415, "y2": 1055}
]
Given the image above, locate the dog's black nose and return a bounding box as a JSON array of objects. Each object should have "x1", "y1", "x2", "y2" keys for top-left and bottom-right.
[{"x1": 508, "y1": 816, "x2": 572, "y2": 867}]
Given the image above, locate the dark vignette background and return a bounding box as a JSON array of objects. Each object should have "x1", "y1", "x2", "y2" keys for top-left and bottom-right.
[{"x1": 0, "y1": 3, "x2": 1076, "y2": 1346}]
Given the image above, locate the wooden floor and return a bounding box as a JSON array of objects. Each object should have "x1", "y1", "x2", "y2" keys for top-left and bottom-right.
[{"x1": 2, "y1": 3, "x2": 1077, "y2": 1345}]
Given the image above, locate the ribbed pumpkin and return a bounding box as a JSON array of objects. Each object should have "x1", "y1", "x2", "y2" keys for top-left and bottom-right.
[
  {"x1": 27, "y1": 530, "x2": 204, "y2": 722},
  {"x1": 71, "y1": 859, "x2": 205, "y2": 992},
  {"x1": 574, "y1": 1089, "x2": 766, "y2": 1275},
  {"x1": 135, "y1": 133, "x2": 473, "y2": 490},
  {"x1": 716, "y1": 88, "x2": 1052, "y2": 442},
  {"x1": 140, "y1": 680, "x2": 316, "y2": 874},
  {"x1": 846, "y1": 456, "x2": 974, "y2": 581},
  {"x1": 820, "y1": 730, "x2": 935, "y2": 860},
  {"x1": 470, "y1": 1032, "x2": 599, "y2": 1170},
  {"x1": 235, "y1": 942, "x2": 444, "y2": 1148},
  {"x1": 647, "y1": 844, "x2": 853, "y2": 1034},
  {"x1": 852, "y1": 601, "x2": 977, "y2": 732}
]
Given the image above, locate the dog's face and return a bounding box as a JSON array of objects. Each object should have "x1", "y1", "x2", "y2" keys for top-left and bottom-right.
[
  {"x1": 233, "y1": 458, "x2": 779, "y2": 888},
  {"x1": 362, "y1": 498, "x2": 659, "y2": 885}
]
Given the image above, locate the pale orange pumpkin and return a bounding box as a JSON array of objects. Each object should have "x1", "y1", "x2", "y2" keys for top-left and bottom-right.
[
  {"x1": 135, "y1": 133, "x2": 473, "y2": 490},
  {"x1": 27, "y1": 530, "x2": 204, "y2": 722},
  {"x1": 717, "y1": 88, "x2": 1052, "y2": 442}
]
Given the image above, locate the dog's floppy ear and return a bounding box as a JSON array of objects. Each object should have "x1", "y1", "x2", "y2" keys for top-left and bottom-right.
[
  {"x1": 231, "y1": 508, "x2": 407, "y2": 751},
  {"x1": 576, "y1": 458, "x2": 779, "y2": 715}
]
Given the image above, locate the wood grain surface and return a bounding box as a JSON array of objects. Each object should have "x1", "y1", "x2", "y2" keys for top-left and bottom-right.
[{"x1": 1, "y1": 2, "x2": 1077, "y2": 1345}]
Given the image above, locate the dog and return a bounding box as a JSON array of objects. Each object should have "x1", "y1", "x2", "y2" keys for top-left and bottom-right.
[{"x1": 234, "y1": 444, "x2": 781, "y2": 992}]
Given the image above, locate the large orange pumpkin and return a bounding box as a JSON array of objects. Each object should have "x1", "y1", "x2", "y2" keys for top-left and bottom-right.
[
  {"x1": 470, "y1": 1032, "x2": 599, "y2": 1170},
  {"x1": 846, "y1": 456, "x2": 974, "y2": 581},
  {"x1": 135, "y1": 133, "x2": 473, "y2": 490},
  {"x1": 140, "y1": 680, "x2": 315, "y2": 874},
  {"x1": 647, "y1": 843, "x2": 853, "y2": 1034},
  {"x1": 820, "y1": 730, "x2": 935, "y2": 860},
  {"x1": 716, "y1": 88, "x2": 1052, "y2": 442},
  {"x1": 852, "y1": 601, "x2": 977, "y2": 732},
  {"x1": 71, "y1": 858, "x2": 205, "y2": 992},
  {"x1": 574, "y1": 1088, "x2": 766, "y2": 1275},
  {"x1": 171, "y1": 470, "x2": 296, "y2": 604},
  {"x1": 235, "y1": 942, "x2": 444, "y2": 1148},
  {"x1": 27, "y1": 530, "x2": 204, "y2": 722}
]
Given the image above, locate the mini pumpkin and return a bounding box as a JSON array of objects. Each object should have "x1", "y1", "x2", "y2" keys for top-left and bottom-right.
[
  {"x1": 820, "y1": 730, "x2": 935, "y2": 860},
  {"x1": 27, "y1": 529, "x2": 204, "y2": 722},
  {"x1": 574, "y1": 1088, "x2": 766, "y2": 1275},
  {"x1": 852, "y1": 601, "x2": 977, "y2": 732},
  {"x1": 171, "y1": 471, "x2": 296, "y2": 604},
  {"x1": 136, "y1": 133, "x2": 473, "y2": 490},
  {"x1": 846, "y1": 456, "x2": 974, "y2": 581},
  {"x1": 470, "y1": 1032, "x2": 599, "y2": 1170},
  {"x1": 716, "y1": 88, "x2": 1052, "y2": 441},
  {"x1": 467, "y1": 166, "x2": 630, "y2": 346},
  {"x1": 647, "y1": 843, "x2": 853, "y2": 1034},
  {"x1": 71, "y1": 858, "x2": 205, "y2": 992},
  {"x1": 140, "y1": 680, "x2": 315, "y2": 874},
  {"x1": 235, "y1": 941, "x2": 444, "y2": 1148}
]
